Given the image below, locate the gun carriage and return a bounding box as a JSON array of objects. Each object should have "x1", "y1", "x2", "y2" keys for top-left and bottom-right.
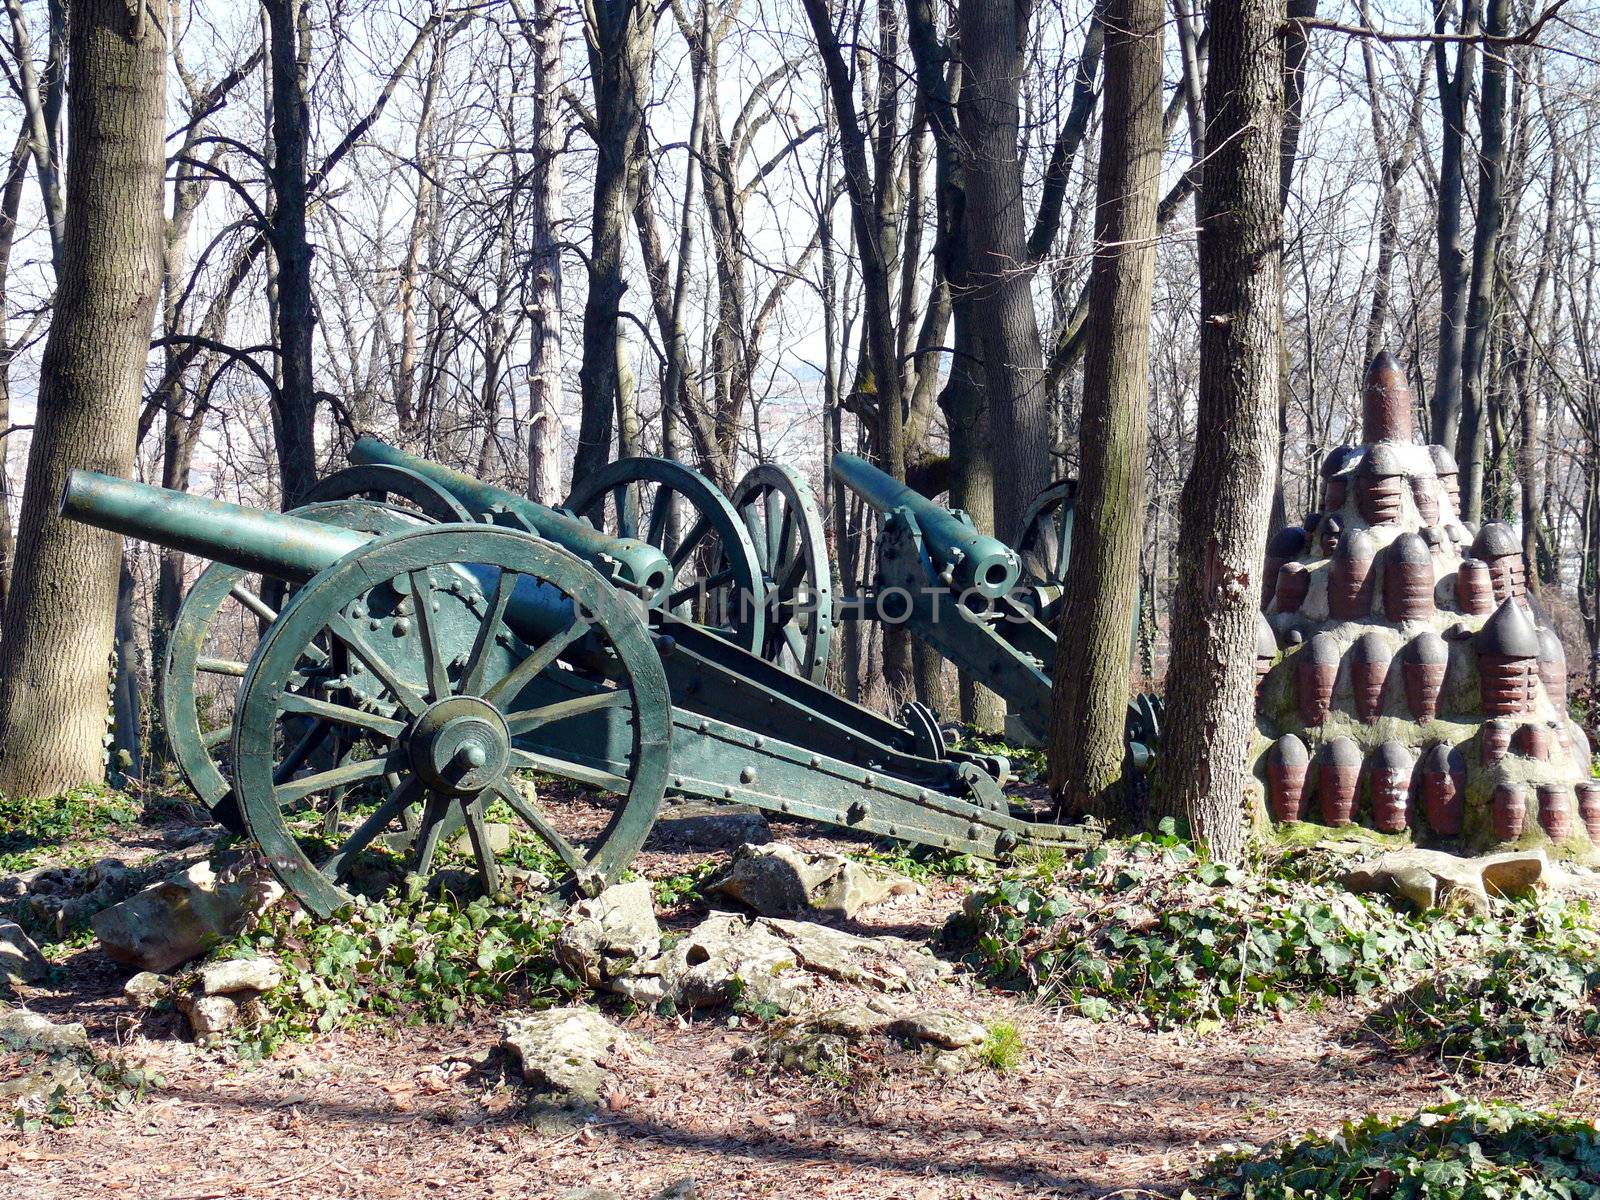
[{"x1": 65, "y1": 466, "x2": 1090, "y2": 919}]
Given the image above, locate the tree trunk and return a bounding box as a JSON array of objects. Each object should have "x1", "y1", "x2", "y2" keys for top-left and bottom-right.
[
  {"x1": 1049, "y1": 0, "x2": 1164, "y2": 821},
  {"x1": 525, "y1": 0, "x2": 565, "y2": 504},
  {"x1": 0, "y1": 127, "x2": 31, "y2": 618},
  {"x1": 958, "y1": 0, "x2": 1048, "y2": 545},
  {"x1": 110, "y1": 554, "x2": 143, "y2": 785},
  {"x1": 1455, "y1": 0, "x2": 1508, "y2": 524},
  {"x1": 573, "y1": 0, "x2": 653, "y2": 484},
  {"x1": 1429, "y1": 0, "x2": 1479, "y2": 449},
  {"x1": 0, "y1": 0, "x2": 166, "y2": 798},
  {"x1": 1151, "y1": 0, "x2": 1284, "y2": 862},
  {"x1": 264, "y1": 0, "x2": 318, "y2": 505}
]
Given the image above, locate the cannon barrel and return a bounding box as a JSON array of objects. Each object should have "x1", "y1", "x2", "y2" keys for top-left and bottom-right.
[
  {"x1": 62, "y1": 470, "x2": 579, "y2": 640},
  {"x1": 62, "y1": 469, "x2": 369, "y2": 582},
  {"x1": 831, "y1": 453, "x2": 1020, "y2": 599},
  {"x1": 351, "y1": 437, "x2": 672, "y2": 603}
]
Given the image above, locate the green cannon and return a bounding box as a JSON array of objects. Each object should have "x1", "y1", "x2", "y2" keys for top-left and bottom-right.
[
  {"x1": 65, "y1": 470, "x2": 1090, "y2": 918},
  {"x1": 831, "y1": 454, "x2": 1159, "y2": 766}
]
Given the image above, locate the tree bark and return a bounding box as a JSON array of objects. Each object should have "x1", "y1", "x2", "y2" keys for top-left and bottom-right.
[
  {"x1": 1049, "y1": 0, "x2": 1164, "y2": 821},
  {"x1": 1455, "y1": 0, "x2": 1509, "y2": 524},
  {"x1": 524, "y1": 0, "x2": 564, "y2": 504},
  {"x1": 1151, "y1": 0, "x2": 1284, "y2": 862},
  {"x1": 573, "y1": 0, "x2": 653, "y2": 484},
  {"x1": 958, "y1": 0, "x2": 1048, "y2": 545},
  {"x1": 0, "y1": 0, "x2": 166, "y2": 797},
  {"x1": 1429, "y1": 0, "x2": 1479, "y2": 449},
  {"x1": 263, "y1": 0, "x2": 318, "y2": 505}
]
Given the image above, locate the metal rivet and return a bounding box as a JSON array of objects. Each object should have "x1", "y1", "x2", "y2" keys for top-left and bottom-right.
[
  {"x1": 697, "y1": 720, "x2": 710, "y2": 734},
  {"x1": 753, "y1": 736, "x2": 765, "y2": 749},
  {"x1": 369, "y1": 618, "x2": 382, "y2": 630},
  {"x1": 809, "y1": 756, "x2": 821, "y2": 768},
  {"x1": 740, "y1": 766, "x2": 756, "y2": 784},
  {"x1": 863, "y1": 773, "x2": 875, "y2": 787},
  {"x1": 724, "y1": 787, "x2": 735, "y2": 799},
  {"x1": 393, "y1": 618, "x2": 411, "y2": 636}
]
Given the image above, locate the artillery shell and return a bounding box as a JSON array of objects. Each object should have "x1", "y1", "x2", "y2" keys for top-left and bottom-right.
[
  {"x1": 1511, "y1": 722, "x2": 1551, "y2": 761},
  {"x1": 1480, "y1": 718, "x2": 1515, "y2": 766},
  {"x1": 1401, "y1": 631, "x2": 1449, "y2": 721},
  {"x1": 1492, "y1": 782, "x2": 1527, "y2": 841},
  {"x1": 1328, "y1": 529, "x2": 1376, "y2": 620},
  {"x1": 1476, "y1": 600, "x2": 1540, "y2": 717},
  {"x1": 1296, "y1": 633, "x2": 1341, "y2": 726},
  {"x1": 1471, "y1": 523, "x2": 1526, "y2": 604},
  {"x1": 1324, "y1": 477, "x2": 1349, "y2": 510},
  {"x1": 1263, "y1": 526, "x2": 1309, "y2": 609},
  {"x1": 1318, "y1": 737, "x2": 1362, "y2": 827},
  {"x1": 1318, "y1": 513, "x2": 1343, "y2": 558},
  {"x1": 1419, "y1": 743, "x2": 1466, "y2": 836},
  {"x1": 1537, "y1": 626, "x2": 1568, "y2": 711},
  {"x1": 1455, "y1": 558, "x2": 1494, "y2": 615},
  {"x1": 1362, "y1": 351, "x2": 1415, "y2": 443},
  {"x1": 1383, "y1": 533, "x2": 1435, "y2": 623},
  {"x1": 1367, "y1": 740, "x2": 1413, "y2": 833},
  {"x1": 1256, "y1": 613, "x2": 1278, "y2": 697},
  {"x1": 1349, "y1": 632, "x2": 1391, "y2": 724},
  {"x1": 1410, "y1": 476, "x2": 1440, "y2": 526},
  {"x1": 1274, "y1": 562, "x2": 1310, "y2": 614},
  {"x1": 1537, "y1": 784, "x2": 1574, "y2": 841},
  {"x1": 1267, "y1": 734, "x2": 1310, "y2": 823},
  {"x1": 1578, "y1": 781, "x2": 1600, "y2": 843},
  {"x1": 1357, "y1": 444, "x2": 1406, "y2": 525},
  {"x1": 1430, "y1": 446, "x2": 1461, "y2": 516}
]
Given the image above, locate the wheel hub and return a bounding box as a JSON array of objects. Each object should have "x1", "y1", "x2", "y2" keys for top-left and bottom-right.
[{"x1": 407, "y1": 696, "x2": 510, "y2": 795}]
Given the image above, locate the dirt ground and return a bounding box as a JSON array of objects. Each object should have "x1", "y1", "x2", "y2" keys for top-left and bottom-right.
[{"x1": 4, "y1": 813, "x2": 1596, "y2": 1200}]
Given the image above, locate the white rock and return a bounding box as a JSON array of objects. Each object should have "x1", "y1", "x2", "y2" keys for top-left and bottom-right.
[
  {"x1": 179, "y1": 994, "x2": 237, "y2": 1042},
  {"x1": 122, "y1": 972, "x2": 167, "y2": 1008},
  {"x1": 708, "y1": 842, "x2": 921, "y2": 919},
  {"x1": 200, "y1": 957, "x2": 282, "y2": 996},
  {"x1": 555, "y1": 880, "x2": 661, "y2": 989},
  {"x1": 92, "y1": 861, "x2": 282, "y2": 973},
  {"x1": 0, "y1": 919, "x2": 49, "y2": 983},
  {"x1": 499, "y1": 1007, "x2": 628, "y2": 1103}
]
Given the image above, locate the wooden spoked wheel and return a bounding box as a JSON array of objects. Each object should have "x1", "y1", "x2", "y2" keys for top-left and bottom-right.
[
  {"x1": 1017, "y1": 479, "x2": 1077, "y2": 590},
  {"x1": 232, "y1": 525, "x2": 672, "y2": 917},
  {"x1": 162, "y1": 499, "x2": 428, "y2": 831},
  {"x1": 302, "y1": 463, "x2": 476, "y2": 524},
  {"x1": 729, "y1": 463, "x2": 833, "y2": 682},
  {"x1": 563, "y1": 456, "x2": 766, "y2": 653}
]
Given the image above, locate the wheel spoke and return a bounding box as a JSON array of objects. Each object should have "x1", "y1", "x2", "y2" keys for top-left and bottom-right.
[
  {"x1": 326, "y1": 614, "x2": 429, "y2": 717},
  {"x1": 669, "y1": 516, "x2": 710, "y2": 569},
  {"x1": 275, "y1": 752, "x2": 398, "y2": 808},
  {"x1": 492, "y1": 780, "x2": 585, "y2": 872},
  {"x1": 645, "y1": 485, "x2": 672, "y2": 548},
  {"x1": 409, "y1": 791, "x2": 454, "y2": 880},
  {"x1": 615, "y1": 484, "x2": 639, "y2": 540},
  {"x1": 202, "y1": 725, "x2": 232, "y2": 750},
  {"x1": 408, "y1": 570, "x2": 451, "y2": 701},
  {"x1": 274, "y1": 717, "x2": 332, "y2": 786},
  {"x1": 771, "y1": 496, "x2": 794, "y2": 573},
  {"x1": 461, "y1": 798, "x2": 502, "y2": 894},
  {"x1": 229, "y1": 582, "x2": 278, "y2": 623},
  {"x1": 482, "y1": 618, "x2": 588, "y2": 708},
  {"x1": 504, "y1": 688, "x2": 629, "y2": 735},
  {"x1": 321, "y1": 776, "x2": 418, "y2": 881},
  {"x1": 197, "y1": 656, "x2": 248, "y2": 677},
  {"x1": 507, "y1": 747, "x2": 630, "y2": 794},
  {"x1": 781, "y1": 622, "x2": 807, "y2": 664},
  {"x1": 461, "y1": 568, "x2": 520, "y2": 696},
  {"x1": 775, "y1": 547, "x2": 810, "y2": 597},
  {"x1": 279, "y1": 692, "x2": 406, "y2": 739}
]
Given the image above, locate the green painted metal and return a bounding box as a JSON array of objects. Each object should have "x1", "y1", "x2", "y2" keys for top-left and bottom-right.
[
  {"x1": 350, "y1": 438, "x2": 672, "y2": 603},
  {"x1": 563, "y1": 456, "x2": 767, "y2": 656},
  {"x1": 729, "y1": 462, "x2": 834, "y2": 683},
  {"x1": 303, "y1": 463, "x2": 476, "y2": 523},
  {"x1": 62, "y1": 470, "x2": 368, "y2": 582},
  {"x1": 67, "y1": 473, "x2": 1108, "y2": 919},
  {"x1": 161, "y1": 498, "x2": 428, "y2": 828},
  {"x1": 831, "y1": 453, "x2": 1021, "y2": 600},
  {"x1": 232, "y1": 524, "x2": 673, "y2": 917}
]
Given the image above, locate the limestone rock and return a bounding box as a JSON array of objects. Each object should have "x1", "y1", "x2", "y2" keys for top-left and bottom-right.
[
  {"x1": 708, "y1": 842, "x2": 921, "y2": 919},
  {"x1": 92, "y1": 860, "x2": 283, "y2": 973},
  {"x1": 123, "y1": 972, "x2": 167, "y2": 1008},
  {"x1": 0, "y1": 919, "x2": 49, "y2": 983},
  {"x1": 179, "y1": 994, "x2": 237, "y2": 1043},
  {"x1": 0, "y1": 1008, "x2": 94, "y2": 1119},
  {"x1": 200, "y1": 956, "x2": 282, "y2": 996},
  {"x1": 555, "y1": 880, "x2": 661, "y2": 989},
  {"x1": 450, "y1": 822, "x2": 514, "y2": 857},
  {"x1": 663, "y1": 913, "x2": 811, "y2": 1013},
  {"x1": 1339, "y1": 847, "x2": 1554, "y2": 915},
  {"x1": 763, "y1": 917, "x2": 952, "y2": 992},
  {"x1": 499, "y1": 1007, "x2": 629, "y2": 1104},
  {"x1": 13, "y1": 858, "x2": 145, "y2": 942},
  {"x1": 655, "y1": 802, "x2": 770, "y2": 848},
  {"x1": 886, "y1": 1009, "x2": 987, "y2": 1050}
]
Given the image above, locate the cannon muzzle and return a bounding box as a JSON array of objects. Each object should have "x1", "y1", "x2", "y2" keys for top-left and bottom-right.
[
  {"x1": 351, "y1": 437, "x2": 672, "y2": 603},
  {"x1": 62, "y1": 470, "x2": 369, "y2": 582},
  {"x1": 831, "y1": 453, "x2": 1020, "y2": 599}
]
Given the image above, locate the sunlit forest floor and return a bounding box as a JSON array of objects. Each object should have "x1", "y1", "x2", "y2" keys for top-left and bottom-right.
[{"x1": 4, "y1": 795, "x2": 1596, "y2": 1199}]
